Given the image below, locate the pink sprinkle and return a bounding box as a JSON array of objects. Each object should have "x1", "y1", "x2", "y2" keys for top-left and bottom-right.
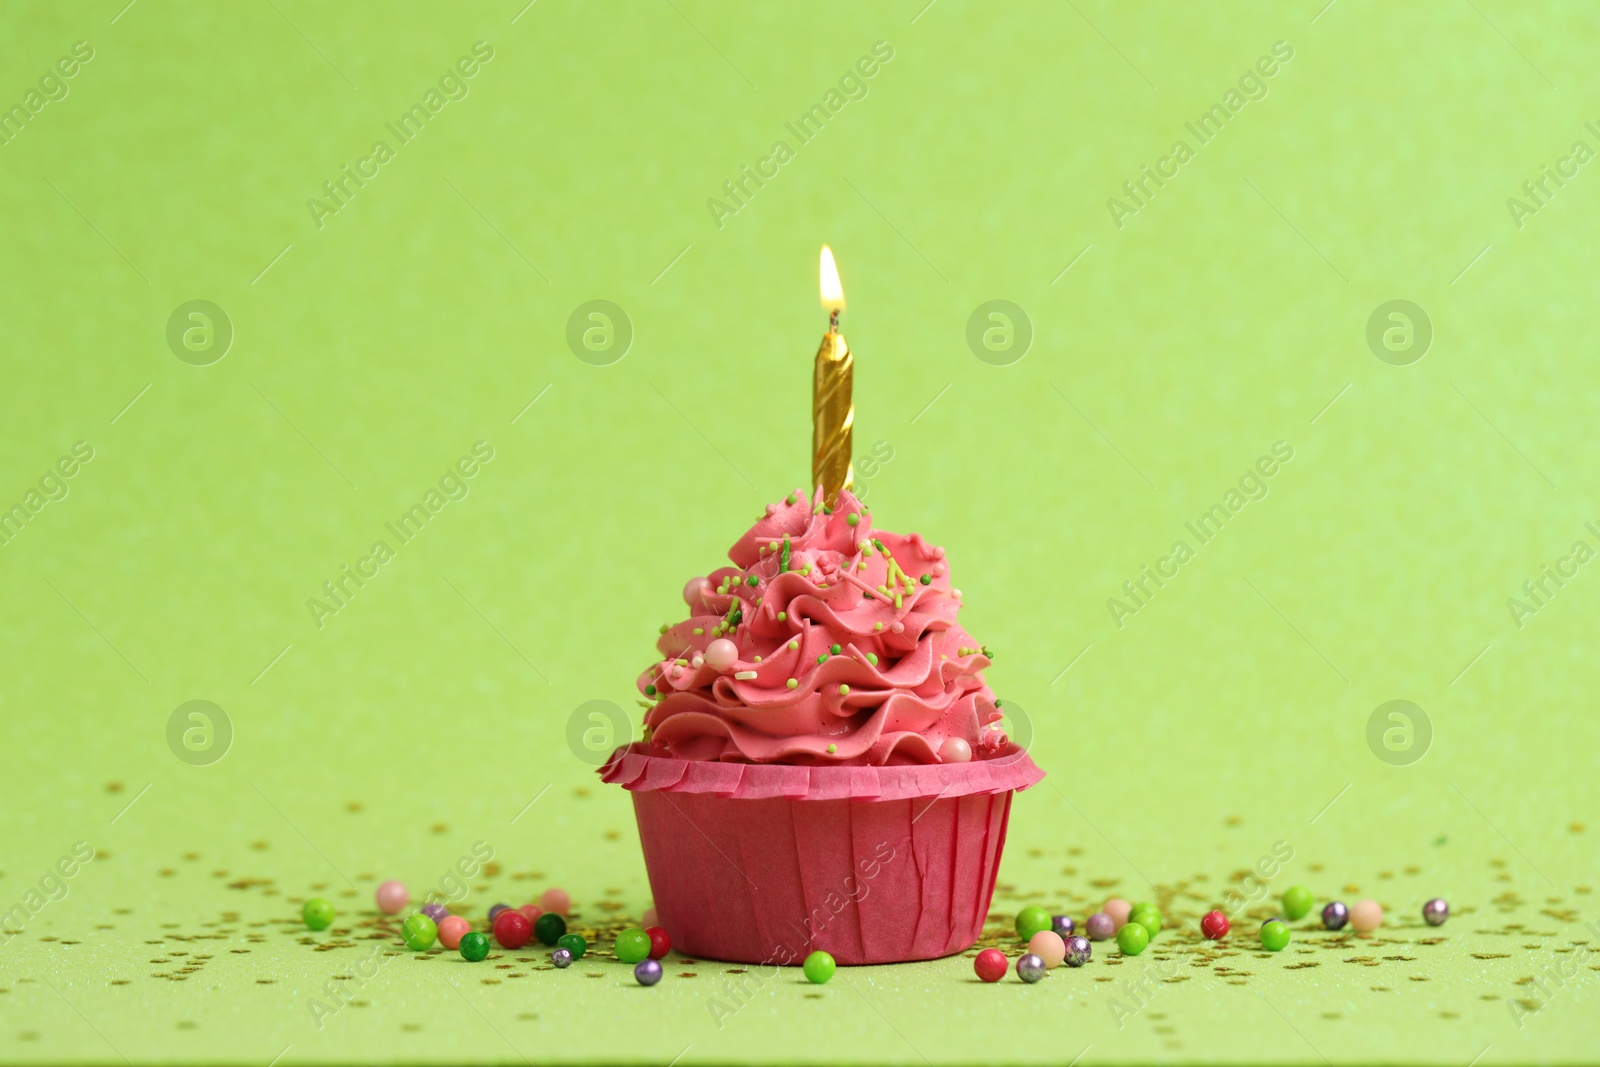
[{"x1": 891, "y1": 622, "x2": 904, "y2": 633}]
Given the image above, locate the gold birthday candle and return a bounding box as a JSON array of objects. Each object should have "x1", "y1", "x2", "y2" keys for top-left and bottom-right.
[{"x1": 813, "y1": 245, "x2": 853, "y2": 504}]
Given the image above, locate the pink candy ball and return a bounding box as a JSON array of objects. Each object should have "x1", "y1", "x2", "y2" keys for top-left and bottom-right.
[
  {"x1": 1104, "y1": 898, "x2": 1132, "y2": 928},
  {"x1": 704, "y1": 639, "x2": 738, "y2": 672},
  {"x1": 938, "y1": 738, "x2": 972, "y2": 763},
  {"x1": 375, "y1": 880, "x2": 408, "y2": 915},
  {"x1": 518, "y1": 904, "x2": 542, "y2": 924},
  {"x1": 539, "y1": 888, "x2": 571, "y2": 916},
  {"x1": 437, "y1": 915, "x2": 470, "y2": 949},
  {"x1": 641, "y1": 906, "x2": 658, "y2": 928},
  {"x1": 683, "y1": 577, "x2": 714, "y2": 610},
  {"x1": 1028, "y1": 930, "x2": 1066, "y2": 968},
  {"x1": 1351, "y1": 899, "x2": 1383, "y2": 933}
]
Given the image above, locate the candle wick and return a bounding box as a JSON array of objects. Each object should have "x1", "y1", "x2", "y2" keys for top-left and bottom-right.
[{"x1": 829, "y1": 309, "x2": 839, "y2": 332}]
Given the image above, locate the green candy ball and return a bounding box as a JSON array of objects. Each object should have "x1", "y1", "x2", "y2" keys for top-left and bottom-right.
[
  {"x1": 302, "y1": 898, "x2": 334, "y2": 931},
  {"x1": 1261, "y1": 920, "x2": 1291, "y2": 952},
  {"x1": 556, "y1": 933, "x2": 587, "y2": 960},
  {"x1": 615, "y1": 927, "x2": 652, "y2": 964},
  {"x1": 400, "y1": 913, "x2": 437, "y2": 951},
  {"x1": 1130, "y1": 907, "x2": 1161, "y2": 938},
  {"x1": 1281, "y1": 885, "x2": 1314, "y2": 921},
  {"x1": 1117, "y1": 921, "x2": 1150, "y2": 956},
  {"x1": 533, "y1": 912, "x2": 567, "y2": 946},
  {"x1": 803, "y1": 950, "x2": 836, "y2": 984},
  {"x1": 459, "y1": 931, "x2": 491, "y2": 962},
  {"x1": 1015, "y1": 905, "x2": 1052, "y2": 942}
]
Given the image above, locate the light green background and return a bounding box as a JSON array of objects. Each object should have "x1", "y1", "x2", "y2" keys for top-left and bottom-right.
[{"x1": 2, "y1": 1, "x2": 1598, "y2": 1063}]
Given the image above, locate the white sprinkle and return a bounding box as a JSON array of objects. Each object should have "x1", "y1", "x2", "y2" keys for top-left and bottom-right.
[{"x1": 734, "y1": 671, "x2": 758, "y2": 680}]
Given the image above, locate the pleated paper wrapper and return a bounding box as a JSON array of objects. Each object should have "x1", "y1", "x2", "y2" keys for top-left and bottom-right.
[{"x1": 599, "y1": 743, "x2": 1044, "y2": 965}]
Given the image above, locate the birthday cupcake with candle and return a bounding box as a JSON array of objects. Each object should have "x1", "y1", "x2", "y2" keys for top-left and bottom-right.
[{"x1": 599, "y1": 249, "x2": 1043, "y2": 966}]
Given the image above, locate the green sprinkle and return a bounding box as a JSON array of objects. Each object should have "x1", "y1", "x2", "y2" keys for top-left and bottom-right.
[
  {"x1": 860, "y1": 541, "x2": 873, "y2": 556},
  {"x1": 867, "y1": 653, "x2": 878, "y2": 665},
  {"x1": 830, "y1": 643, "x2": 841, "y2": 655},
  {"x1": 838, "y1": 684, "x2": 850, "y2": 695},
  {"x1": 676, "y1": 658, "x2": 689, "y2": 666},
  {"x1": 800, "y1": 564, "x2": 812, "y2": 576},
  {"x1": 873, "y1": 622, "x2": 884, "y2": 631},
  {"x1": 786, "y1": 678, "x2": 798, "y2": 689},
  {"x1": 746, "y1": 574, "x2": 759, "y2": 587},
  {"x1": 788, "y1": 640, "x2": 798, "y2": 650},
  {"x1": 780, "y1": 535, "x2": 790, "y2": 573},
  {"x1": 786, "y1": 494, "x2": 796, "y2": 505},
  {"x1": 645, "y1": 684, "x2": 657, "y2": 696},
  {"x1": 753, "y1": 655, "x2": 762, "y2": 663},
  {"x1": 692, "y1": 627, "x2": 704, "y2": 635},
  {"x1": 777, "y1": 611, "x2": 787, "y2": 621},
  {"x1": 920, "y1": 574, "x2": 931, "y2": 585},
  {"x1": 846, "y1": 513, "x2": 860, "y2": 526},
  {"x1": 768, "y1": 541, "x2": 778, "y2": 551},
  {"x1": 817, "y1": 654, "x2": 827, "y2": 664},
  {"x1": 826, "y1": 743, "x2": 837, "y2": 754},
  {"x1": 823, "y1": 505, "x2": 833, "y2": 515},
  {"x1": 659, "y1": 624, "x2": 669, "y2": 635},
  {"x1": 994, "y1": 699, "x2": 1003, "y2": 707}
]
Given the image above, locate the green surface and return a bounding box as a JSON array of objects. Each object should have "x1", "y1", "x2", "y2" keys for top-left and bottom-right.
[{"x1": 3, "y1": 1, "x2": 1600, "y2": 1064}]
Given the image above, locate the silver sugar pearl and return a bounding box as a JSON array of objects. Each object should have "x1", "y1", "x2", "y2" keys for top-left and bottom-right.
[
  {"x1": 551, "y1": 948, "x2": 573, "y2": 968},
  {"x1": 1015, "y1": 952, "x2": 1047, "y2": 983},
  {"x1": 1422, "y1": 898, "x2": 1449, "y2": 926}
]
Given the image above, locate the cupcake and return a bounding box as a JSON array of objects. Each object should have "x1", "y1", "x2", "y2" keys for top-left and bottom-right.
[{"x1": 600, "y1": 488, "x2": 1041, "y2": 964}]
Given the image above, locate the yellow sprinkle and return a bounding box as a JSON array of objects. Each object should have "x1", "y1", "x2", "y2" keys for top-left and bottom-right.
[
  {"x1": 753, "y1": 655, "x2": 763, "y2": 663},
  {"x1": 778, "y1": 611, "x2": 787, "y2": 621},
  {"x1": 873, "y1": 622, "x2": 884, "y2": 631},
  {"x1": 677, "y1": 659, "x2": 690, "y2": 666},
  {"x1": 839, "y1": 684, "x2": 850, "y2": 695},
  {"x1": 786, "y1": 678, "x2": 798, "y2": 689},
  {"x1": 692, "y1": 627, "x2": 704, "y2": 635},
  {"x1": 826, "y1": 744, "x2": 837, "y2": 754},
  {"x1": 800, "y1": 564, "x2": 812, "y2": 575}
]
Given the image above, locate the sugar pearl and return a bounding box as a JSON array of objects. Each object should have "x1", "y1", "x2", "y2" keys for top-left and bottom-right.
[
  {"x1": 1422, "y1": 898, "x2": 1449, "y2": 926},
  {"x1": 1103, "y1": 898, "x2": 1132, "y2": 928},
  {"x1": 1064, "y1": 935, "x2": 1091, "y2": 967},
  {"x1": 1027, "y1": 930, "x2": 1066, "y2": 968},
  {"x1": 1015, "y1": 953, "x2": 1047, "y2": 983},
  {"x1": 683, "y1": 577, "x2": 713, "y2": 608},
  {"x1": 641, "y1": 906, "x2": 659, "y2": 928},
  {"x1": 1050, "y1": 915, "x2": 1075, "y2": 939},
  {"x1": 973, "y1": 948, "x2": 1007, "y2": 982},
  {"x1": 1350, "y1": 899, "x2": 1383, "y2": 933},
  {"x1": 1085, "y1": 913, "x2": 1116, "y2": 941},
  {"x1": 1200, "y1": 910, "x2": 1230, "y2": 940},
  {"x1": 939, "y1": 737, "x2": 972, "y2": 763},
  {"x1": 421, "y1": 902, "x2": 448, "y2": 923},
  {"x1": 551, "y1": 948, "x2": 573, "y2": 968},
  {"x1": 704, "y1": 639, "x2": 738, "y2": 672},
  {"x1": 1321, "y1": 901, "x2": 1349, "y2": 930},
  {"x1": 375, "y1": 880, "x2": 408, "y2": 915},
  {"x1": 437, "y1": 915, "x2": 470, "y2": 949},
  {"x1": 634, "y1": 959, "x2": 663, "y2": 986}
]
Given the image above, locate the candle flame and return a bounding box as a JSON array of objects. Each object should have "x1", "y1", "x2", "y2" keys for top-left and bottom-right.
[{"x1": 819, "y1": 245, "x2": 845, "y2": 314}]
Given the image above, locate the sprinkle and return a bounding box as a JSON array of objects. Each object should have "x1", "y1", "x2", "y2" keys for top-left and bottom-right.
[
  {"x1": 873, "y1": 622, "x2": 884, "y2": 631},
  {"x1": 982, "y1": 646, "x2": 993, "y2": 658},
  {"x1": 753, "y1": 655, "x2": 762, "y2": 662},
  {"x1": 777, "y1": 611, "x2": 787, "y2": 621},
  {"x1": 768, "y1": 541, "x2": 778, "y2": 551},
  {"x1": 734, "y1": 671, "x2": 758, "y2": 680},
  {"x1": 866, "y1": 653, "x2": 878, "y2": 665},
  {"x1": 856, "y1": 561, "x2": 867, "y2": 570},
  {"x1": 746, "y1": 575, "x2": 759, "y2": 587},
  {"x1": 894, "y1": 594, "x2": 903, "y2": 609},
  {"x1": 788, "y1": 640, "x2": 799, "y2": 650},
  {"x1": 645, "y1": 684, "x2": 657, "y2": 696},
  {"x1": 658, "y1": 624, "x2": 669, "y2": 634},
  {"x1": 953, "y1": 589, "x2": 962, "y2": 598},
  {"x1": 863, "y1": 592, "x2": 874, "y2": 599},
  {"x1": 786, "y1": 678, "x2": 798, "y2": 689},
  {"x1": 676, "y1": 659, "x2": 689, "y2": 666},
  {"x1": 823, "y1": 506, "x2": 833, "y2": 515},
  {"x1": 817, "y1": 654, "x2": 827, "y2": 664},
  {"x1": 860, "y1": 541, "x2": 873, "y2": 556},
  {"x1": 846, "y1": 513, "x2": 859, "y2": 526},
  {"x1": 692, "y1": 627, "x2": 704, "y2": 635},
  {"x1": 920, "y1": 574, "x2": 931, "y2": 585},
  {"x1": 826, "y1": 744, "x2": 837, "y2": 754},
  {"x1": 995, "y1": 700, "x2": 1004, "y2": 707},
  {"x1": 780, "y1": 536, "x2": 790, "y2": 572},
  {"x1": 838, "y1": 684, "x2": 850, "y2": 695},
  {"x1": 759, "y1": 545, "x2": 767, "y2": 554},
  {"x1": 636, "y1": 700, "x2": 653, "y2": 709},
  {"x1": 940, "y1": 654, "x2": 948, "y2": 660},
  {"x1": 830, "y1": 644, "x2": 841, "y2": 655},
  {"x1": 801, "y1": 564, "x2": 812, "y2": 575},
  {"x1": 786, "y1": 494, "x2": 796, "y2": 505}
]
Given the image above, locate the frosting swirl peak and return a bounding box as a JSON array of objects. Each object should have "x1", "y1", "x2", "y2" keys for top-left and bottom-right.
[{"x1": 637, "y1": 489, "x2": 1007, "y2": 766}]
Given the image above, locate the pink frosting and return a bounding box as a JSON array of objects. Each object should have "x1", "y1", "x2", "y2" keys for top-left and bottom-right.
[{"x1": 638, "y1": 489, "x2": 1010, "y2": 766}]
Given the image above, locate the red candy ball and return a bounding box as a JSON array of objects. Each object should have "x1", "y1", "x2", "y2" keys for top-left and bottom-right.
[
  {"x1": 645, "y1": 926, "x2": 671, "y2": 960},
  {"x1": 1200, "y1": 910, "x2": 1230, "y2": 940},
  {"x1": 492, "y1": 909, "x2": 532, "y2": 949},
  {"x1": 974, "y1": 948, "x2": 1008, "y2": 983}
]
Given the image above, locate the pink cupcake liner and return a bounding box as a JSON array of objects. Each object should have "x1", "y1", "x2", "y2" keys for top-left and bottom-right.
[{"x1": 600, "y1": 743, "x2": 1043, "y2": 965}]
